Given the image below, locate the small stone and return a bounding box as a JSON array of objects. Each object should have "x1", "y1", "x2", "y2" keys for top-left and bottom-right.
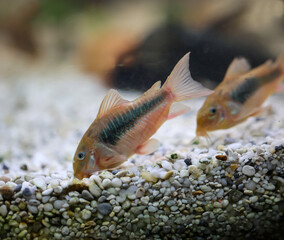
[
  {"x1": 249, "y1": 196, "x2": 258, "y2": 203},
  {"x1": 170, "y1": 153, "x2": 178, "y2": 159},
  {"x1": 263, "y1": 183, "x2": 275, "y2": 191},
  {"x1": 53, "y1": 200, "x2": 64, "y2": 209},
  {"x1": 102, "y1": 179, "x2": 112, "y2": 188},
  {"x1": 115, "y1": 170, "x2": 128, "y2": 178},
  {"x1": 81, "y1": 209, "x2": 92, "y2": 220},
  {"x1": 242, "y1": 165, "x2": 255, "y2": 177},
  {"x1": 180, "y1": 169, "x2": 189, "y2": 178},
  {"x1": 193, "y1": 190, "x2": 204, "y2": 196},
  {"x1": 121, "y1": 177, "x2": 131, "y2": 183},
  {"x1": 0, "y1": 186, "x2": 14, "y2": 200},
  {"x1": 32, "y1": 177, "x2": 46, "y2": 190},
  {"x1": 111, "y1": 178, "x2": 122, "y2": 188},
  {"x1": 42, "y1": 188, "x2": 53, "y2": 196},
  {"x1": 173, "y1": 160, "x2": 185, "y2": 170},
  {"x1": 98, "y1": 203, "x2": 112, "y2": 215},
  {"x1": 148, "y1": 206, "x2": 158, "y2": 212},
  {"x1": 20, "y1": 163, "x2": 27, "y2": 170},
  {"x1": 188, "y1": 165, "x2": 201, "y2": 178},
  {"x1": 53, "y1": 186, "x2": 63, "y2": 194},
  {"x1": 141, "y1": 172, "x2": 158, "y2": 183},
  {"x1": 113, "y1": 206, "x2": 121, "y2": 213},
  {"x1": 62, "y1": 226, "x2": 69, "y2": 236},
  {"x1": 44, "y1": 203, "x2": 53, "y2": 212},
  {"x1": 199, "y1": 158, "x2": 211, "y2": 164},
  {"x1": 18, "y1": 230, "x2": 28, "y2": 238},
  {"x1": 200, "y1": 185, "x2": 212, "y2": 193},
  {"x1": 90, "y1": 175, "x2": 104, "y2": 189},
  {"x1": 136, "y1": 188, "x2": 145, "y2": 198},
  {"x1": 82, "y1": 190, "x2": 94, "y2": 201},
  {"x1": 170, "y1": 206, "x2": 178, "y2": 211},
  {"x1": 100, "y1": 171, "x2": 114, "y2": 180},
  {"x1": 0, "y1": 205, "x2": 8, "y2": 217},
  {"x1": 162, "y1": 171, "x2": 174, "y2": 180},
  {"x1": 228, "y1": 190, "x2": 243, "y2": 203},
  {"x1": 22, "y1": 187, "x2": 33, "y2": 197},
  {"x1": 184, "y1": 158, "x2": 192, "y2": 166},
  {"x1": 28, "y1": 205, "x2": 38, "y2": 214},
  {"x1": 122, "y1": 200, "x2": 131, "y2": 210},
  {"x1": 89, "y1": 182, "x2": 102, "y2": 197},
  {"x1": 215, "y1": 155, "x2": 228, "y2": 161},
  {"x1": 161, "y1": 161, "x2": 172, "y2": 171},
  {"x1": 29, "y1": 199, "x2": 40, "y2": 206}
]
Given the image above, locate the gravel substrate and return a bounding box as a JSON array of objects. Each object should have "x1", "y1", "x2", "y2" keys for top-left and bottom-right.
[{"x1": 0, "y1": 70, "x2": 283, "y2": 239}]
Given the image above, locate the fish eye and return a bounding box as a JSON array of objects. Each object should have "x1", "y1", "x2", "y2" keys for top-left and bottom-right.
[
  {"x1": 77, "y1": 152, "x2": 85, "y2": 160},
  {"x1": 209, "y1": 107, "x2": 217, "y2": 114}
]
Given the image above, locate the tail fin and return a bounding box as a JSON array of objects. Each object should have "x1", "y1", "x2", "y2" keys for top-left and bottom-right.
[{"x1": 162, "y1": 52, "x2": 213, "y2": 102}]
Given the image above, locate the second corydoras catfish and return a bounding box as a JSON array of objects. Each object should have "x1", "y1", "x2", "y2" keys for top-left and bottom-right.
[
  {"x1": 73, "y1": 53, "x2": 213, "y2": 179},
  {"x1": 196, "y1": 54, "x2": 284, "y2": 137}
]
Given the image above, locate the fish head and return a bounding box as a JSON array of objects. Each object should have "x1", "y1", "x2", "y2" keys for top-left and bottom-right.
[
  {"x1": 196, "y1": 98, "x2": 226, "y2": 137},
  {"x1": 73, "y1": 138, "x2": 100, "y2": 179}
]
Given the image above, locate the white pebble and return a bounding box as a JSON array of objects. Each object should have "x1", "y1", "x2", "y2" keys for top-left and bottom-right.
[
  {"x1": 111, "y1": 178, "x2": 122, "y2": 188},
  {"x1": 242, "y1": 165, "x2": 255, "y2": 177},
  {"x1": 161, "y1": 161, "x2": 172, "y2": 171},
  {"x1": 42, "y1": 188, "x2": 53, "y2": 196},
  {"x1": 32, "y1": 177, "x2": 47, "y2": 190}
]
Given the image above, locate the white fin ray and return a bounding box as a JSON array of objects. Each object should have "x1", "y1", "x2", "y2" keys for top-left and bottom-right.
[
  {"x1": 224, "y1": 58, "x2": 251, "y2": 81},
  {"x1": 98, "y1": 89, "x2": 129, "y2": 118},
  {"x1": 167, "y1": 102, "x2": 190, "y2": 120},
  {"x1": 162, "y1": 52, "x2": 213, "y2": 101}
]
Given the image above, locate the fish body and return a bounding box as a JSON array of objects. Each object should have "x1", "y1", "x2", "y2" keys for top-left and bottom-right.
[
  {"x1": 196, "y1": 54, "x2": 284, "y2": 137},
  {"x1": 73, "y1": 53, "x2": 213, "y2": 179}
]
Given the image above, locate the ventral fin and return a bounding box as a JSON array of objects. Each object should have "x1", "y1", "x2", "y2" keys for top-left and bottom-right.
[
  {"x1": 224, "y1": 58, "x2": 251, "y2": 81},
  {"x1": 167, "y1": 102, "x2": 190, "y2": 120},
  {"x1": 143, "y1": 81, "x2": 161, "y2": 96},
  {"x1": 136, "y1": 138, "x2": 160, "y2": 155},
  {"x1": 98, "y1": 89, "x2": 129, "y2": 118}
]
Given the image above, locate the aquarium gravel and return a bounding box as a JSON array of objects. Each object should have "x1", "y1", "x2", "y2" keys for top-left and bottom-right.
[{"x1": 0, "y1": 70, "x2": 283, "y2": 239}]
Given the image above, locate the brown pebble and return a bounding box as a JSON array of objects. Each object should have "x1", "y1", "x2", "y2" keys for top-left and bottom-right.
[
  {"x1": 0, "y1": 185, "x2": 14, "y2": 200},
  {"x1": 193, "y1": 190, "x2": 204, "y2": 195},
  {"x1": 215, "y1": 155, "x2": 228, "y2": 161},
  {"x1": 231, "y1": 164, "x2": 239, "y2": 171},
  {"x1": 0, "y1": 176, "x2": 11, "y2": 183}
]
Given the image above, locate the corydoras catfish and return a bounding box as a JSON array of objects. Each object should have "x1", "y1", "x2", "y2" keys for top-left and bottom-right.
[
  {"x1": 73, "y1": 53, "x2": 213, "y2": 179},
  {"x1": 196, "y1": 54, "x2": 284, "y2": 137}
]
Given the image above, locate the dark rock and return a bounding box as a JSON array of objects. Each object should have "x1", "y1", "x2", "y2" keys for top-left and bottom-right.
[
  {"x1": 98, "y1": 203, "x2": 112, "y2": 216},
  {"x1": 163, "y1": 226, "x2": 171, "y2": 234},
  {"x1": 184, "y1": 158, "x2": 192, "y2": 166},
  {"x1": 14, "y1": 184, "x2": 22, "y2": 193},
  {"x1": 22, "y1": 187, "x2": 32, "y2": 197},
  {"x1": 81, "y1": 190, "x2": 94, "y2": 201},
  {"x1": 228, "y1": 190, "x2": 243, "y2": 203}
]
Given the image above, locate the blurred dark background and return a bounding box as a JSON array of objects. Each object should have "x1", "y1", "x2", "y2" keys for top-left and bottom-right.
[{"x1": 0, "y1": 0, "x2": 283, "y2": 90}]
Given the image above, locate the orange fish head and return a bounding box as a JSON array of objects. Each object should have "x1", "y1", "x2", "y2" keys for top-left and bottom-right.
[
  {"x1": 196, "y1": 100, "x2": 226, "y2": 137},
  {"x1": 73, "y1": 140, "x2": 101, "y2": 179}
]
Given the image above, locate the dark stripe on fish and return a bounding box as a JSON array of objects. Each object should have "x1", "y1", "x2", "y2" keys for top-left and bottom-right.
[
  {"x1": 100, "y1": 93, "x2": 165, "y2": 145},
  {"x1": 231, "y1": 77, "x2": 258, "y2": 104},
  {"x1": 231, "y1": 69, "x2": 281, "y2": 104}
]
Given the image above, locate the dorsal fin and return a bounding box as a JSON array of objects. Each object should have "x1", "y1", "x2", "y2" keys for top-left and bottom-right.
[
  {"x1": 143, "y1": 81, "x2": 161, "y2": 95},
  {"x1": 224, "y1": 57, "x2": 251, "y2": 81},
  {"x1": 98, "y1": 89, "x2": 128, "y2": 117}
]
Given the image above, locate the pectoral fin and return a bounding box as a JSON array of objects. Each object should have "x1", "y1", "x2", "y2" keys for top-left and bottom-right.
[
  {"x1": 167, "y1": 102, "x2": 190, "y2": 120},
  {"x1": 136, "y1": 138, "x2": 160, "y2": 155}
]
